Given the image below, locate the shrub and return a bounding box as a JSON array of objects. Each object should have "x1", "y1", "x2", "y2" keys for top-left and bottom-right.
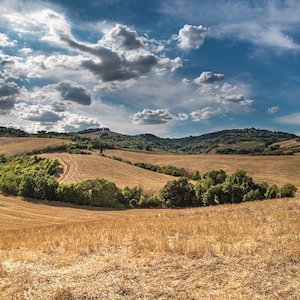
[
  {"x1": 122, "y1": 186, "x2": 143, "y2": 205},
  {"x1": 280, "y1": 184, "x2": 297, "y2": 198},
  {"x1": 202, "y1": 184, "x2": 224, "y2": 206},
  {"x1": 201, "y1": 170, "x2": 227, "y2": 185},
  {"x1": 265, "y1": 185, "x2": 279, "y2": 199},
  {"x1": 138, "y1": 195, "x2": 164, "y2": 208},
  {"x1": 161, "y1": 177, "x2": 195, "y2": 207}
]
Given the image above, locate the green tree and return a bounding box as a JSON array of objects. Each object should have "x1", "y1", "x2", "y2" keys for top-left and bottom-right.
[{"x1": 161, "y1": 177, "x2": 195, "y2": 207}]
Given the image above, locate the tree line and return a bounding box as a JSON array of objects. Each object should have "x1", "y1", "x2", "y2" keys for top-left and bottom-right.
[{"x1": 0, "y1": 154, "x2": 297, "y2": 208}]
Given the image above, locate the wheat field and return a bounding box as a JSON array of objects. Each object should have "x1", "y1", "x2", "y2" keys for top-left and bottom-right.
[
  {"x1": 0, "y1": 195, "x2": 299, "y2": 299},
  {"x1": 105, "y1": 149, "x2": 300, "y2": 187},
  {"x1": 41, "y1": 153, "x2": 175, "y2": 194},
  {"x1": 0, "y1": 137, "x2": 71, "y2": 155}
]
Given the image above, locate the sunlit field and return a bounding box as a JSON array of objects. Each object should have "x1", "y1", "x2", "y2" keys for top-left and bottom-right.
[{"x1": 1, "y1": 195, "x2": 299, "y2": 299}]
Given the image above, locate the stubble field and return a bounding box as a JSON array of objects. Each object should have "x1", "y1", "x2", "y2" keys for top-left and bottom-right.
[
  {"x1": 0, "y1": 137, "x2": 71, "y2": 155},
  {"x1": 0, "y1": 194, "x2": 299, "y2": 299}
]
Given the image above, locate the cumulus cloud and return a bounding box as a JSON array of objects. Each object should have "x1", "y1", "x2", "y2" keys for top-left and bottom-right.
[
  {"x1": 190, "y1": 106, "x2": 222, "y2": 121},
  {"x1": 0, "y1": 80, "x2": 19, "y2": 112},
  {"x1": 101, "y1": 24, "x2": 143, "y2": 50},
  {"x1": 131, "y1": 108, "x2": 187, "y2": 125},
  {"x1": 178, "y1": 24, "x2": 207, "y2": 49},
  {"x1": 12, "y1": 103, "x2": 62, "y2": 123},
  {"x1": 57, "y1": 81, "x2": 92, "y2": 106},
  {"x1": 0, "y1": 33, "x2": 16, "y2": 47},
  {"x1": 194, "y1": 71, "x2": 224, "y2": 84},
  {"x1": 12, "y1": 102, "x2": 101, "y2": 132},
  {"x1": 267, "y1": 106, "x2": 280, "y2": 114}
]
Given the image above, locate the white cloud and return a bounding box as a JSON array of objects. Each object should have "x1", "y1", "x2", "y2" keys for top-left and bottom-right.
[
  {"x1": 19, "y1": 47, "x2": 33, "y2": 56},
  {"x1": 178, "y1": 24, "x2": 207, "y2": 49},
  {"x1": 190, "y1": 106, "x2": 222, "y2": 121},
  {"x1": 131, "y1": 108, "x2": 187, "y2": 125},
  {"x1": 0, "y1": 33, "x2": 16, "y2": 47},
  {"x1": 267, "y1": 106, "x2": 280, "y2": 114},
  {"x1": 194, "y1": 71, "x2": 224, "y2": 84}
]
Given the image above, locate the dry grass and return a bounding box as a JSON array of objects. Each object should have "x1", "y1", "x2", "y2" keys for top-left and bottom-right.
[
  {"x1": 42, "y1": 153, "x2": 175, "y2": 194},
  {"x1": 0, "y1": 196, "x2": 299, "y2": 299},
  {"x1": 0, "y1": 137, "x2": 71, "y2": 155},
  {"x1": 271, "y1": 138, "x2": 300, "y2": 149},
  {"x1": 105, "y1": 149, "x2": 300, "y2": 187}
]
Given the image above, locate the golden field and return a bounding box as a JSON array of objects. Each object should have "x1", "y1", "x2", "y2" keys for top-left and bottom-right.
[
  {"x1": 105, "y1": 149, "x2": 300, "y2": 187},
  {"x1": 0, "y1": 137, "x2": 70, "y2": 155},
  {"x1": 0, "y1": 195, "x2": 299, "y2": 299},
  {"x1": 41, "y1": 153, "x2": 174, "y2": 194}
]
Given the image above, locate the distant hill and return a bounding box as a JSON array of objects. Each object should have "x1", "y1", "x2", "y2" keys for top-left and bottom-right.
[
  {"x1": 1, "y1": 126, "x2": 299, "y2": 154},
  {"x1": 78, "y1": 127, "x2": 299, "y2": 154}
]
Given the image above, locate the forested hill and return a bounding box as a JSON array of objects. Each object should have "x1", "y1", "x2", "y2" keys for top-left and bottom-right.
[
  {"x1": 1, "y1": 126, "x2": 299, "y2": 154},
  {"x1": 79, "y1": 127, "x2": 299, "y2": 154}
]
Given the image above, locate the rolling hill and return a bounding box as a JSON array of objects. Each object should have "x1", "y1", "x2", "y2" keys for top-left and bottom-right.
[
  {"x1": 105, "y1": 149, "x2": 300, "y2": 188},
  {"x1": 79, "y1": 127, "x2": 298, "y2": 154},
  {"x1": 41, "y1": 153, "x2": 175, "y2": 194},
  {"x1": 0, "y1": 137, "x2": 71, "y2": 155}
]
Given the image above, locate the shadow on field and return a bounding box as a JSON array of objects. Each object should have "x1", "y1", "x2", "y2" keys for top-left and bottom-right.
[{"x1": 21, "y1": 196, "x2": 129, "y2": 212}]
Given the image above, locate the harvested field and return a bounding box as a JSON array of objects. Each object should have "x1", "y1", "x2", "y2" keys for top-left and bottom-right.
[
  {"x1": 0, "y1": 195, "x2": 299, "y2": 299},
  {"x1": 271, "y1": 138, "x2": 300, "y2": 149},
  {"x1": 0, "y1": 137, "x2": 70, "y2": 155},
  {"x1": 42, "y1": 153, "x2": 175, "y2": 194},
  {"x1": 105, "y1": 149, "x2": 300, "y2": 187}
]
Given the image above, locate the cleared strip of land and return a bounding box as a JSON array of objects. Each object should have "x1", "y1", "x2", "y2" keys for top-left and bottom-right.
[
  {"x1": 0, "y1": 137, "x2": 70, "y2": 155},
  {"x1": 105, "y1": 149, "x2": 300, "y2": 187},
  {"x1": 41, "y1": 153, "x2": 175, "y2": 194}
]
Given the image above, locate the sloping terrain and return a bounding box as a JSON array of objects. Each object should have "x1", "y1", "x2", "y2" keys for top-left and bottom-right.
[
  {"x1": 41, "y1": 153, "x2": 175, "y2": 194},
  {"x1": 0, "y1": 137, "x2": 70, "y2": 155},
  {"x1": 105, "y1": 149, "x2": 300, "y2": 187},
  {"x1": 79, "y1": 127, "x2": 298, "y2": 154},
  {"x1": 0, "y1": 196, "x2": 299, "y2": 299}
]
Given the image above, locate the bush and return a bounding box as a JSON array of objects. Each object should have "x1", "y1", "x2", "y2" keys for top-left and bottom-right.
[
  {"x1": 122, "y1": 186, "x2": 143, "y2": 205},
  {"x1": 280, "y1": 184, "x2": 297, "y2": 198},
  {"x1": 161, "y1": 177, "x2": 195, "y2": 207},
  {"x1": 138, "y1": 195, "x2": 164, "y2": 208},
  {"x1": 265, "y1": 185, "x2": 279, "y2": 199},
  {"x1": 202, "y1": 184, "x2": 224, "y2": 206},
  {"x1": 201, "y1": 170, "x2": 227, "y2": 185}
]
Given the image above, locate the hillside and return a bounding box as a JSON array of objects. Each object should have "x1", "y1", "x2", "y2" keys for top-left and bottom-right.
[
  {"x1": 79, "y1": 127, "x2": 298, "y2": 154},
  {"x1": 105, "y1": 149, "x2": 300, "y2": 188},
  {"x1": 41, "y1": 153, "x2": 175, "y2": 194},
  {"x1": 0, "y1": 137, "x2": 71, "y2": 155},
  {"x1": 1, "y1": 126, "x2": 298, "y2": 154}
]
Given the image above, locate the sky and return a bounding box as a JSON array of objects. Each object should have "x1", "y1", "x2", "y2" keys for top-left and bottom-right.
[{"x1": 0, "y1": 0, "x2": 300, "y2": 137}]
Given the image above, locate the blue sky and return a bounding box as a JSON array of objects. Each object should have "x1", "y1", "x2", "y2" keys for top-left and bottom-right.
[{"x1": 0, "y1": 0, "x2": 300, "y2": 137}]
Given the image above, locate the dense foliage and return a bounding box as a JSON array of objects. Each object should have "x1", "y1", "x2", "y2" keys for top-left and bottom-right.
[{"x1": 0, "y1": 155, "x2": 60, "y2": 200}]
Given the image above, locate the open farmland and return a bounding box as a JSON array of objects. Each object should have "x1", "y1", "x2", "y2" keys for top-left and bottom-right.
[
  {"x1": 0, "y1": 137, "x2": 71, "y2": 155},
  {"x1": 0, "y1": 195, "x2": 299, "y2": 299},
  {"x1": 105, "y1": 149, "x2": 300, "y2": 187},
  {"x1": 41, "y1": 153, "x2": 175, "y2": 194}
]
